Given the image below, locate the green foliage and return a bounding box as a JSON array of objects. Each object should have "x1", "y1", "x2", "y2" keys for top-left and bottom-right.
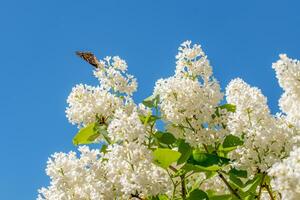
[
  {"x1": 213, "y1": 104, "x2": 236, "y2": 119},
  {"x1": 100, "y1": 143, "x2": 108, "y2": 153},
  {"x1": 139, "y1": 114, "x2": 160, "y2": 125},
  {"x1": 148, "y1": 194, "x2": 169, "y2": 200},
  {"x1": 180, "y1": 163, "x2": 221, "y2": 174},
  {"x1": 177, "y1": 140, "x2": 192, "y2": 164},
  {"x1": 176, "y1": 150, "x2": 230, "y2": 175},
  {"x1": 228, "y1": 173, "x2": 263, "y2": 198},
  {"x1": 229, "y1": 168, "x2": 247, "y2": 178},
  {"x1": 155, "y1": 131, "x2": 176, "y2": 145},
  {"x1": 219, "y1": 134, "x2": 244, "y2": 153},
  {"x1": 190, "y1": 150, "x2": 230, "y2": 167},
  {"x1": 187, "y1": 189, "x2": 209, "y2": 200},
  {"x1": 219, "y1": 104, "x2": 236, "y2": 113},
  {"x1": 142, "y1": 94, "x2": 160, "y2": 108},
  {"x1": 209, "y1": 194, "x2": 239, "y2": 200},
  {"x1": 73, "y1": 123, "x2": 100, "y2": 146},
  {"x1": 240, "y1": 174, "x2": 263, "y2": 193},
  {"x1": 153, "y1": 148, "x2": 181, "y2": 168}
]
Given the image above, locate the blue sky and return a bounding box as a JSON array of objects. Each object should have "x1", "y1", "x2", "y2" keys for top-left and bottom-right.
[{"x1": 0, "y1": 0, "x2": 300, "y2": 199}]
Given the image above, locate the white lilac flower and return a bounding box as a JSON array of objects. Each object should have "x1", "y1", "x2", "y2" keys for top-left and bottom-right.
[
  {"x1": 175, "y1": 40, "x2": 212, "y2": 80},
  {"x1": 268, "y1": 147, "x2": 300, "y2": 200},
  {"x1": 154, "y1": 76, "x2": 225, "y2": 146},
  {"x1": 154, "y1": 41, "x2": 223, "y2": 146},
  {"x1": 37, "y1": 146, "x2": 114, "y2": 200},
  {"x1": 38, "y1": 144, "x2": 171, "y2": 200},
  {"x1": 226, "y1": 78, "x2": 296, "y2": 174},
  {"x1": 108, "y1": 108, "x2": 146, "y2": 143},
  {"x1": 272, "y1": 54, "x2": 300, "y2": 128},
  {"x1": 154, "y1": 77, "x2": 215, "y2": 124},
  {"x1": 104, "y1": 142, "x2": 172, "y2": 199},
  {"x1": 66, "y1": 84, "x2": 122, "y2": 127},
  {"x1": 94, "y1": 56, "x2": 137, "y2": 96},
  {"x1": 166, "y1": 114, "x2": 229, "y2": 147}
]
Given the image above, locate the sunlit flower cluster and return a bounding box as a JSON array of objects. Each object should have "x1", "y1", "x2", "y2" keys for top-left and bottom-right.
[
  {"x1": 94, "y1": 56, "x2": 137, "y2": 96},
  {"x1": 38, "y1": 143, "x2": 171, "y2": 200},
  {"x1": 226, "y1": 78, "x2": 296, "y2": 174},
  {"x1": 37, "y1": 146, "x2": 112, "y2": 200},
  {"x1": 154, "y1": 41, "x2": 224, "y2": 146},
  {"x1": 273, "y1": 54, "x2": 300, "y2": 128},
  {"x1": 104, "y1": 143, "x2": 172, "y2": 199},
  {"x1": 268, "y1": 147, "x2": 300, "y2": 200},
  {"x1": 40, "y1": 41, "x2": 300, "y2": 200},
  {"x1": 66, "y1": 84, "x2": 122, "y2": 127},
  {"x1": 108, "y1": 108, "x2": 146, "y2": 143},
  {"x1": 175, "y1": 40, "x2": 212, "y2": 79}
]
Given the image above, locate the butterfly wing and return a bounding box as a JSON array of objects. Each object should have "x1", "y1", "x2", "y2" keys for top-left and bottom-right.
[{"x1": 76, "y1": 51, "x2": 99, "y2": 68}]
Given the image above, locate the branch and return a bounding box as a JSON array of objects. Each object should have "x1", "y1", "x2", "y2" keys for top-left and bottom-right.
[
  {"x1": 265, "y1": 184, "x2": 275, "y2": 200},
  {"x1": 218, "y1": 172, "x2": 242, "y2": 199},
  {"x1": 180, "y1": 175, "x2": 187, "y2": 199},
  {"x1": 257, "y1": 173, "x2": 266, "y2": 199},
  {"x1": 169, "y1": 165, "x2": 178, "y2": 173},
  {"x1": 131, "y1": 193, "x2": 144, "y2": 200}
]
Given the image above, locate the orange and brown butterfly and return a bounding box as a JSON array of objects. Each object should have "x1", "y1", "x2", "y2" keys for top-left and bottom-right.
[{"x1": 75, "y1": 51, "x2": 100, "y2": 68}]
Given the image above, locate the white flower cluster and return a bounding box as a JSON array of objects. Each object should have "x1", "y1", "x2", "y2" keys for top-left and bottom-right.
[
  {"x1": 154, "y1": 77, "x2": 215, "y2": 124},
  {"x1": 226, "y1": 78, "x2": 296, "y2": 174},
  {"x1": 104, "y1": 143, "x2": 172, "y2": 199},
  {"x1": 175, "y1": 40, "x2": 212, "y2": 79},
  {"x1": 40, "y1": 41, "x2": 300, "y2": 199},
  {"x1": 66, "y1": 84, "x2": 122, "y2": 127},
  {"x1": 66, "y1": 55, "x2": 138, "y2": 128},
  {"x1": 108, "y1": 108, "x2": 146, "y2": 143},
  {"x1": 268, "y1": 147, "x2": 300, "y2": 200},
  {"x1": 94, "y1": 56, "x2": 137, "y2": 96},
  {"x1": 154, "y1": 41, "x2": 224, "y2": 146},
  {"x1": 273, "y1": 54, "x2": 300, "y2": 128},
  {"x1": 37, "y1": 146, "x2": 112, "y2": 200},
  {"x1": 38, "y1": 144, "x2": 171, "y2": 200},
  {"x1": 39, "y1": 51, "x2": 173, "y2": 200}
]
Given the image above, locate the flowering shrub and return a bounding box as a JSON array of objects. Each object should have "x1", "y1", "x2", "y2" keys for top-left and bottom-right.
[{"x1": 38, "y1": 41, "x2": 300, "y2": 200}]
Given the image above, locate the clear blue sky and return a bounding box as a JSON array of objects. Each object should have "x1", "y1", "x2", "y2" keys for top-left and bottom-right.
[{"x1": 0, "y1": 0, "x2": 299, "y2": 199}]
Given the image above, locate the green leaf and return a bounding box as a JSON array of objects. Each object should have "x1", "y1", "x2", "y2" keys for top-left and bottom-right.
[
  {"x1": 142, "y1": 95, "x2": 159, "y2": 108},
  {"x1": 222, "y1": 135, "x2": 243, "y2": 150},
  {"x1": 139, "y1": 115, "x2": 160, "y2": 125},
  {"x1": 153, "y1": 148, "x2": 181, "y2": 168},
  {"x1": 180, "y1": 163, "x2": 221, "y2": 174},
  {"x1": 100, "y1": 144, "x2": 108, "y2": 153},
  {"x1": 243, "y1": 194, "x2": 256, "y2": 200},
  {"x1": 148, "y1": 194, "x2": 169, "y2": 200},
  {"x1": 73, "y1": 123, "x2": 100, "y2": 146},
  {"x1": 213, "y1": 104, "x2": 236, "y2": 119},
  {"x1": 229, "y1": 168, "x2": 247, "y2": 178},
  {"x1": 155, "y1": 131, "x2": 176, "y2": 145},
  {"x1": 177, "y1": 140, "x2": 192, "y2": 164},
  {"x1": 191, "y1": 150, "x2": 230, "y2": 167},
  {"x1": 187, "y1": 189, "x2": 209, "y2": 200},
  {"x1": 219, "y1": 104, "x2": 236, "y2": 113},
  {"x1": 205, "y1": 171, "x2": 217, "y2": 179},
  {"x1": 241, "y1": 174, "x2": 262, "y2": 193},
  {"x1": 229, "y1": 174, "x2": 244, "y2": 188},
  {"x1": 209, "y1": 194, "x2": 238, "y2": 200}
]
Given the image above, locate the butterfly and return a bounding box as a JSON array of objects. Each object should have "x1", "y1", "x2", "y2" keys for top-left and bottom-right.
[{"x1": 75, "y1": 51, "x2": 99, "y2": 68}]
